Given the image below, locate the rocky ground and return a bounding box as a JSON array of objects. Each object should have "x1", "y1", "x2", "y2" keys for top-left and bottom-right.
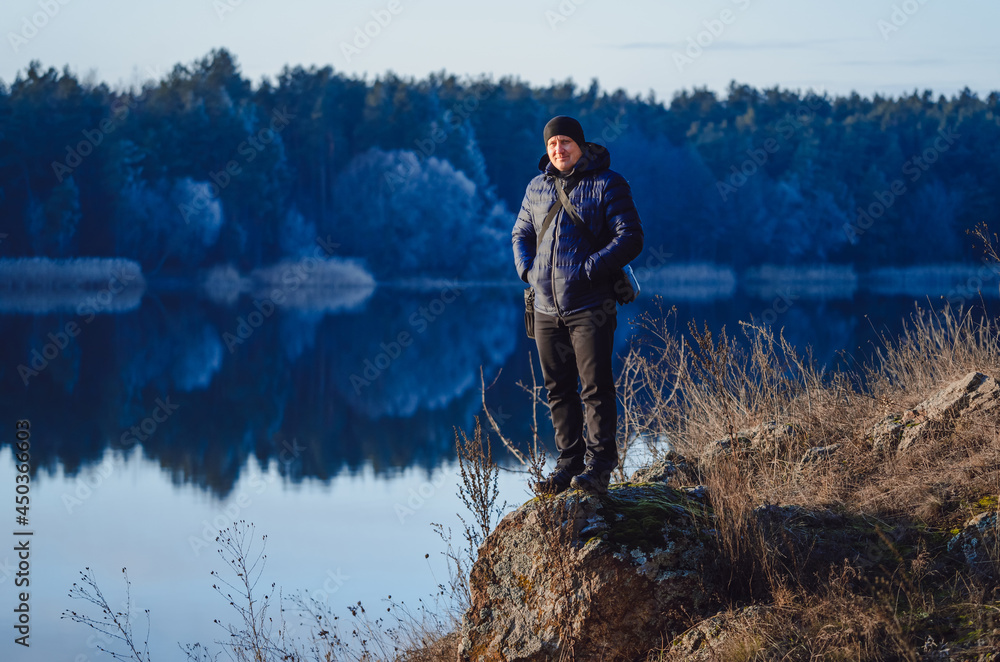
[{"x1": 455, "y1": 371, "x2": 1000, "y2": 661}]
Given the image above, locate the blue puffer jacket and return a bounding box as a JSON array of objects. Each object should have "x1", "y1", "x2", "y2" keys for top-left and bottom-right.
[{"x1": 512, "y1": 144, "x2": 643, "y2": 317}]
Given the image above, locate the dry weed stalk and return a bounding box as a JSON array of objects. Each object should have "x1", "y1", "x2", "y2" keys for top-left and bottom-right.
[
  {"x1": 515, "y1": 352, "x2": 547, "y2": 462},
  {"x1": 482, "y1": 353, "x2": 549, "y2": 467},
  {"x1": 62, "y1": 567, "x2": 152, "y2": 662},
  {"x1": 455, "y1": 418, "x2": 507, "y2": 565},
  {"x1": 480, "y1": 366, "x2": 528, "y2": 465},
  {"x1": 975, "y1": 221, "x2": 1000, "y2": 278},
  {"x1": 203, "y1": 521, "x2": 294, "y2": 662}
]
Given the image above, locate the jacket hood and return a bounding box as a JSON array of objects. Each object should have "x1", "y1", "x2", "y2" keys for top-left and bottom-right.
[{"x1": 538, "y1": 142, "x2": 611, "y2": 175}]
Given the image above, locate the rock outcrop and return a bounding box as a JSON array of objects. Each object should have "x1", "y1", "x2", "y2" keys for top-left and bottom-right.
[
  {"x1": 700, "y1": 421, "x2": 802, "y2": 467},
  {"x1": 456, "y1": 371, "x2": 1000, "y2": 660},
  {"x1": 628, "y1": 453, "x2": 689, "y2": 484},
  {"x1": 457, "y1": 483, "x2": 719, "y2": 662},
  {"x1": 799, "y1": 443, "x2": 840, "y2": 465},
  {"x1": 457, "y1": 480, "x2": 902, "y2": 661},
  {"x1": 948, "y1": 509, "x2": 999, "y2": 579},
  {"x1": 871, "y1": 371, "x2": 1000, "y2": 453},
  {"x1": 666, "y1": 606, "x2": 772, "y2": 661}
]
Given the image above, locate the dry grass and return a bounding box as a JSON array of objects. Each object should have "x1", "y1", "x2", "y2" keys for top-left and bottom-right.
[
  {"x1": 625, "y1": 301, "x2": 999, "y2": 510},
  {"x1": 654, "y1": 565, "x2": 923, "y2": 661},
  {"x1": 616, "y1": 297, "x2": 1000, "y2": 660}
]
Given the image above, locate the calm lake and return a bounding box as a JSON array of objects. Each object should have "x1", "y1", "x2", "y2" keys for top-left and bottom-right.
[{"x1": 1, "y1": 269, "x2": 998, "y2": 660}]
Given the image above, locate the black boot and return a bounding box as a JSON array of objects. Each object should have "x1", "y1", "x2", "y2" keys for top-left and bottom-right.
[
  {"x1": 533, "y1": 467, "x2": 580, "y2": 495},
  {"x1": 570, "y1": 466, "x2": 611, "y2": 495}
]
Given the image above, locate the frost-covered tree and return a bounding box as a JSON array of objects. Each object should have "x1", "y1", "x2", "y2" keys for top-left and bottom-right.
[
  {"x1": 115, "y1": 174, "x2": 222, "y2": 270},
  {"x1": 332, "y1": 148, "x2": 508, "y2": 279}
]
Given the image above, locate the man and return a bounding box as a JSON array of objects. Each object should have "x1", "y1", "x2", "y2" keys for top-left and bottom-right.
[{"x1": 512, "y1": 115, "x2": 643, "y2": 495}]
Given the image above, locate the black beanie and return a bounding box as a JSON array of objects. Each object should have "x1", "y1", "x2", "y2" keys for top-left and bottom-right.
[{"x1": 543, "y1": 116, "x2": 585, "y2": 148}]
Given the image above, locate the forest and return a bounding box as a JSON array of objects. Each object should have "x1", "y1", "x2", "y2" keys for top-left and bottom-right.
[{"x1": 1, "y1": 48, "x2": 998, "y2": 280}]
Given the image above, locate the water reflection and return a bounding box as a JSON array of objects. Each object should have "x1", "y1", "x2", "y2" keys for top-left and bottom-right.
[
  {"x1": 0, "y1": 286, "x2": 522, "y2": 495},
  {"x1": 1, "y1": 283, "x2": 997, "y2": 496}
]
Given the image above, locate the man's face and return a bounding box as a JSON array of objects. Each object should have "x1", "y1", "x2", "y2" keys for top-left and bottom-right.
[{"x1": 546, "y1": 135, "x2": 583, "y2": 172}]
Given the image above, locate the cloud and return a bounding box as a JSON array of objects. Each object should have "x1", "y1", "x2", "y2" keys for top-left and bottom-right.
[
  {"x1": 614, "y1": 38, "x2": 863, "y2": 52},
  {"x1": 835, "y1": 58, "x2": 950, "y2": 67}
]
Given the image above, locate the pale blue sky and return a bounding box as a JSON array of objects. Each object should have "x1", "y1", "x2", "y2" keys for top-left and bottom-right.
[{"x1": 2, "y1": 0, "x2": 996, "y2": 99}]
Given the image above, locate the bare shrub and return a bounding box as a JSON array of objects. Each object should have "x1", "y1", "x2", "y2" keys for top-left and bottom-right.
[
  {"x1": 204, "y1": 521, "x2": 291, "y2": 661},
  {"x1": 62, "y1": 567, "x2": 152, "y2": 662},
  {"x1": 455, "y1": 418, "x2": 507, "y2": 562}
]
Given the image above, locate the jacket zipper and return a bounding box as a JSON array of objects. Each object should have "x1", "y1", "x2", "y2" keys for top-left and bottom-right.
[{"x1": 550, "y1": 196, "x2": 563, "y2": 318}]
